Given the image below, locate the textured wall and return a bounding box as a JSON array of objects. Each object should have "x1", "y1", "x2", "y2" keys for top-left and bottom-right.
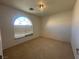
[
  {"x1": 41, "y1": 11, "x2": 72, "y2": 42},
  {"x1": 71, "y1": 0, "x2": 79, "y2": 59},
  {"x1": 0, "y1": 5, "x2": 40, "y2": 49}
]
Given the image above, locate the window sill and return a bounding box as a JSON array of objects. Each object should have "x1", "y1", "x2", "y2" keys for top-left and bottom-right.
[{"x1": 15, "y1": 33, "x2": 33, "y2": 39}]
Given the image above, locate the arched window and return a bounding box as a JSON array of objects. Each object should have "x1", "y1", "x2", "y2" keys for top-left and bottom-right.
[{"x1": 14, "y1": 17, "x2": 33, "y2": 39}]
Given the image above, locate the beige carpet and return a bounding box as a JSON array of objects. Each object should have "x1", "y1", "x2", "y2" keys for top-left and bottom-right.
[{"x1": 4, "y1": 37, "x2": 74, "y2": 59}]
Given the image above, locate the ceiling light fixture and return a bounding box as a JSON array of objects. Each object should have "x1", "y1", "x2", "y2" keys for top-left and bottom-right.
[{"x1": 37, "y1": 0, "x2": 47, "y2": 11}]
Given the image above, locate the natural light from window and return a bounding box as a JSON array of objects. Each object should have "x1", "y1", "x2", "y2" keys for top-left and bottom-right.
[
  {"x1": 14, "y1": 17, "x2": 32, "y2": 25},
  {"x1": 14, "y1": 17, "x2": 33, "y2": 39}
]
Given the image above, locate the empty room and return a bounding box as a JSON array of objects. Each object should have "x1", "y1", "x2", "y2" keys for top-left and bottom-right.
[{"x1": 0, "y1": 0, "x2": 79, "y2": 59}]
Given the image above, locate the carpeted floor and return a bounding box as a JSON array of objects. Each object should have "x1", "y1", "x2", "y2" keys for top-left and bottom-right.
[{"x1": 3, "y1": 37, "x2": 74, "y2": 59}]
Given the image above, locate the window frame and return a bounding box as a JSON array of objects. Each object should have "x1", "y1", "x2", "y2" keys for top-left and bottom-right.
[{"x1": 13, "y1": 16, "x2": 33, "y2": 39}]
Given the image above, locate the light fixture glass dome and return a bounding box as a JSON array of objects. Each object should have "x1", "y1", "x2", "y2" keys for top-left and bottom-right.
[{"x1": 37, "y1": 0, "x2": 47, "y2": 11}]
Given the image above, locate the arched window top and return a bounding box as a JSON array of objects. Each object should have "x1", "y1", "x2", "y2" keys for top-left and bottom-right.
[{"x1": 14, "y1": 17, "x2": 32, "y2": 25}]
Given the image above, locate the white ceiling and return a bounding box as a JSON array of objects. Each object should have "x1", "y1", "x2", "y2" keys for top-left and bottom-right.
[{"x1": 0, "y1": 0, "x2": 76, "y2": 16}]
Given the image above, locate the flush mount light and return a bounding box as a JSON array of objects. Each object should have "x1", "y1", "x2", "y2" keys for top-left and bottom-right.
[{"x1": 37, "y1": 0, "x2": 47, "y2": 11}]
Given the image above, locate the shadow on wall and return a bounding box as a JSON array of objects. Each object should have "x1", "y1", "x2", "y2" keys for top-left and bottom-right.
[
  {"x1": 0, "y1": 5, "x2": 40, "y2": 49},
  {"x1": 41, "y1": 11, "x2": 72, "y2": 42}
]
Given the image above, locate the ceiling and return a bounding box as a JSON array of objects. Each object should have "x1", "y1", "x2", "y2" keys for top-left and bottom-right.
[{"x1": 0, "y1": 0, "x2": 76, "y2": 16}]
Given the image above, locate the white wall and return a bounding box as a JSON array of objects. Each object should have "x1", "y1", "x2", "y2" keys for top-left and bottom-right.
[
  {"x1": 0, "y1": 5, "x2": 40, "y2": 49},
  {"x1": 0, "y1": 17, "x2": 2, "y2": 56},
  {"x1": 71, "y1": 0, "x2": 79, "y2": 59},
  {"x1": 0, "y1": 30, "x2": 3, "y2": 55},
  {"x1": 41, "y1": 11, "x2": 72, "y2": 42}
]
